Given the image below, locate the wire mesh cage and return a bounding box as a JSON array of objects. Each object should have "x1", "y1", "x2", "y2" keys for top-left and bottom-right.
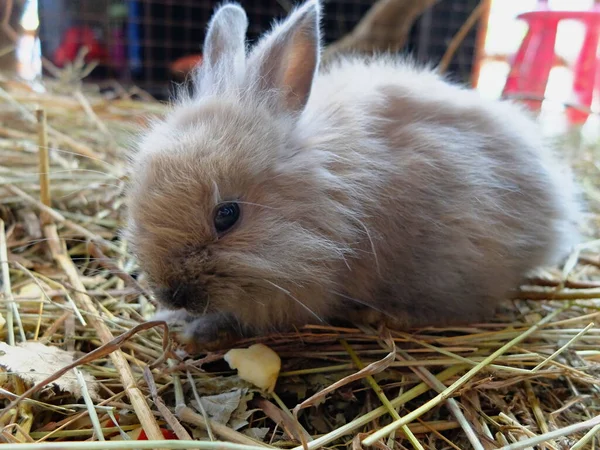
[
  {"x1": 38, "y1": 0, "x2": 482, "y2": 98},
  {"x1": 408, "y1": 0, "x2": 482, "y2": 83}
]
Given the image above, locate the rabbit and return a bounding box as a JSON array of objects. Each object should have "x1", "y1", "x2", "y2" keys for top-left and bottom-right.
[{"x1": 124, "y1": 0, "x2": 581, "y2": 347}]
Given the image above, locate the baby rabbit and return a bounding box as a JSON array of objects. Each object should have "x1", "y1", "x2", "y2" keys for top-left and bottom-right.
[{"x1": 125, "y1": 0, "x2": 580, "y2": 345}]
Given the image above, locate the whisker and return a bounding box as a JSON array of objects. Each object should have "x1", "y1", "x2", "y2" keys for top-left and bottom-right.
[
  {"x1": 330, "y1": 289, "x2": 396, "y2": 321},
  {"x1": 263, "y1": 279, "x2": 325, "y2": 323},
  {"x1": 29, "y1": 168, "x2": 125, "y2": 181},
  {"x1": 172, "y1": 283, "x2": 182, "y2": 301},
  {"x1": 74, "y1": 268, "x2": 139, "y2": 278},
  {"x1": 226, "y1": 313, "x2": 245, "y2": 337},
  {"x1": 56, "y1": 184, "x2": 123, "y2": 200},
  {"x1": 202, "y1": 297, "x2": 211, "y2": 316},
  {"x1": 11, "y1": 237, "x2": 117, "y2": 249},
  {"x1": 36, "y1": 145, "x2": 124, "y2": 173},
  {"x1": 10, "y1": 238, "x2": 91, "y2": 250},
  {"x1": 355, "y1": 217, "x2": 381, "y2": 276},
  {"x1": 63, "y1": 257, "x2": 135, "y2": 263}
]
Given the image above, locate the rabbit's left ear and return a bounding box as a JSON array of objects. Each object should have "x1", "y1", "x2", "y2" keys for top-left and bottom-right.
[
  {"x1": 246, "y1": 0, "x2": 321, "y2": 114},
  {"x1": 196, "y1": 3, "x2": 248, "y2": 95}
]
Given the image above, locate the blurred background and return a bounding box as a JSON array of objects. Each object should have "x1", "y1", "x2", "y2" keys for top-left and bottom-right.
[{"x1": 1, "y1": 0, "x2": 599, "y2": 138}]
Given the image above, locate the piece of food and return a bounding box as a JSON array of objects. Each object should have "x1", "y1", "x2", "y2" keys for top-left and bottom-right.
[{"x1": 224, "y1": 344, "x2": 281, "y2": 393}]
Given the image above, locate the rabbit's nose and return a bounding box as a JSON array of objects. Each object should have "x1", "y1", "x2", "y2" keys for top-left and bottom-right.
[{"x1": 155, "y1": 283, "x2": 207, "y2": 310}]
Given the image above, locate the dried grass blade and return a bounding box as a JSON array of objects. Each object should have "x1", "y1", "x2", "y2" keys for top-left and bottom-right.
[
  {"x1": 497, "y1": 414, "x2": 600, "y2": 450},
  {"x1": 143, "y1": 366, "x2": 192, "y2": 440},
  {"x1": 186, "y1": 371, "x2": 216, "y2": 441},
  {"x1": 0, "y1": 219, "x2": 17, "y2": 345},
  {"x1": 36, "y1": 109, "x2": 52, "y2": 222},
  {"x1": 74, "y1": 90, "x2": 110, "y2": 136},
  {"x1": 413, "y1": 418, "x2": 462, "y2": 450},
  {"x1": 523, "y1": 381, "x2": 553, "y2": 445},
  {"x1": 270, "y1": 391, "x2": 312, "y2": 446},
  {"x1": 530, "y1": 322, "x2": 594, "y2": 373},
  {"x1": 395, "y1": 349, "x2": 484, "y2": 450},
  {"x1": 292, "y1": 338, "x2": 395, "y2": 416},
  {"x1": 175, "y1": 405, "x2": 274, "y2": 448},
  {"x1": 256, "y1": 397, "x2": 311, "y2": 445},
  {"x1": 168, "y1": 359, "x2": 186, "y2": 408},
  {"x1": 12, "y1": 377, "x2": 34, "y2": 443},
  {"x1": 497, "y1": 413, "x2": 557, "y2": 450},
  {"x1": 571, "y1": 422, "x2": 600, "y2": 450},
  {"x1": 438, "y1": 0, "x2": 486, "y2": 73},
  {"x1": 1, "y1": 423, "x2": 35, "y2": 443},
  {"x1": 340, "y1": 338, "x2": 424, "y2": 450},
  {"x1": 74, "y1": 368, "x2": 104, "y2": 441}
]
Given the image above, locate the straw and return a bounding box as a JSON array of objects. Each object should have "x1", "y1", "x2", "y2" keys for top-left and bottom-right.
[{"x1": 0, "y1": 52, "x2": 599, "y2": 449}]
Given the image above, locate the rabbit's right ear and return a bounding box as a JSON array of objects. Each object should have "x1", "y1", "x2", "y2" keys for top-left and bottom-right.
[
  {"x1": 195, "y1": 3, "x2": 248, "y2": 96},
  {"x1": 245, "y1": 0, "x2": 320, "y2": 114}
]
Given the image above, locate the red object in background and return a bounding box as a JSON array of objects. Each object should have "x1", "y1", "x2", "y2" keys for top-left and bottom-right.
[
  {"x1": 502, "y1": 0, "x2": 600, "y2": 126},
  {"x1": 105, "y1": 415, "x2": 178, "y2": 441},
  {"x1": 53, "y1": 26, "x2": 109, "y2": 67},
  {"x1": 137, "y1": 428, "x2": 178, "y2": 440},
  {"x1": 170, "y1": 54, "x2": 203, "y2": 77}
]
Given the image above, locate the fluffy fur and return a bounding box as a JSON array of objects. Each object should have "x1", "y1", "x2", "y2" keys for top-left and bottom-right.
[{"x1": 125, "y1": 0, "x2": 580, "y2": 343}]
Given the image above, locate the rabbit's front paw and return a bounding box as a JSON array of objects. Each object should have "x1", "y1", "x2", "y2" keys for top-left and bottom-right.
[{"x1": 181, "y1": 314, "x2": 246, "y2": 352}]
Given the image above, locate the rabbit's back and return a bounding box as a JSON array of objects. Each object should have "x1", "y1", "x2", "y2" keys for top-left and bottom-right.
[{"x1": 299, "y1": 56, "x2": 580, "y2": 326}]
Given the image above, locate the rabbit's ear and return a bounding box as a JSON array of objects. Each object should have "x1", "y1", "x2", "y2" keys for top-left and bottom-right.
[
  {"x1": 246, "y1": 0, "x2": 321, "y2": 114},
  {"x1": 196, "y1": 3, "x2": 248, "y2": 95}
]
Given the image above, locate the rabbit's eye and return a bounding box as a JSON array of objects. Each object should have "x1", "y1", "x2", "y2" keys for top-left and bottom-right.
[{"x1": 214, "y1": 202, "x2": 240, "y2": 235}]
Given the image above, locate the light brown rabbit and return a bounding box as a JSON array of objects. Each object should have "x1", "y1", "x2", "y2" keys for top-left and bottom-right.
[{"x1": 125, "y1": 0, "x2": 580, "y2": 345}]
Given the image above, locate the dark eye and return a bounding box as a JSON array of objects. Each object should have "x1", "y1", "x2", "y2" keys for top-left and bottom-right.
[{"x1": 214, "y1": 202, "x2": 240, "y2": 235}]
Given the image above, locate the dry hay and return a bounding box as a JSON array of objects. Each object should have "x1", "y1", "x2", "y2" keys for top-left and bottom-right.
[{"x1": 0, "y1": 72, "x2": 599, "y2": 450}]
